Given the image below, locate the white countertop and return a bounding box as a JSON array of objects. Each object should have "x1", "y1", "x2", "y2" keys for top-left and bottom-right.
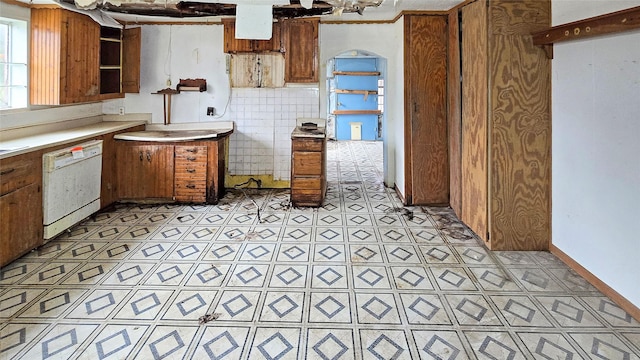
[
  {"x1": 113, "y1": 121, "x2": 235, "y2": 142},
  {"x1": 0, "y1": 121, "x2": 146, "y2": 159}
]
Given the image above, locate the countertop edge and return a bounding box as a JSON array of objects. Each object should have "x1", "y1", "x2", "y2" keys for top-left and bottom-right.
[
  {"x1": 291, "y1": 126, "x2": 327, "y2": 139},
  {"x1": 0, "y1": 121, "x2": 147, "y2": 160},
  {"x1": 114, "y1": 128, "x2": 234, "y2": 142}
]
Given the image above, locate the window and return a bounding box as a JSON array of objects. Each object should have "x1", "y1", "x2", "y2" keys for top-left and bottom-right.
[{"x1": 0, "y1": 17, "x2": 27, "y2": 110}]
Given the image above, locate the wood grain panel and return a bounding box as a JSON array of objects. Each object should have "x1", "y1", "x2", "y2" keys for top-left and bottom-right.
[
  {"x1": 63, "y1": 11, "x2": 100, "y2": 103},
  {"x1": 122, "y1": 27, "x2": 141, "y2": 93},
  {"x1": 461, "y1": 1, "x2": 488, "y2": 241},
  {"x1": 448, "y1": 9, "x2": 463, "y2": 218},
  {"x1": 100, "y1": 125, "x2": 145, "y2": 209},
  {"x1": 0, "y1": 183, "x2": 43, "y2": 267},
  {"x1": 30, "y1": 8, "x2": 62, "y2": 105},
  {"x1": 491, "y1": 0, "x2": 551, "y2": 35},
  {"x1": 488, "y1": 0, "x2": 550, "y2": 250},
  {"x1": 283, "y1": 18, "x2": 318, "y2": 83},
  {"x1": 405, "y1": 15, "x2": 449, "y2": 205}
]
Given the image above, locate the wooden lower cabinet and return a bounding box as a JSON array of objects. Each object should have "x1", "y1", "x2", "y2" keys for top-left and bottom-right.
[
  {"x1": 290, "y1": 137, "x2": 326, "y2": 206},
  {"x1": 116, "y1": 138, "x2": 227, "y2": 204},
  {"x1": 0, "y1": 152, "x2": 44, "y2": 267},
  {"x1": 117, "y1": 144, "x2": 175, "y2": 200}
]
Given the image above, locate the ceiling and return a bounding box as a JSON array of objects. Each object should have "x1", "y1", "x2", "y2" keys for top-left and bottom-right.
[{"x1": 38, "y1": 0, "x2": 465, "y2": 22}]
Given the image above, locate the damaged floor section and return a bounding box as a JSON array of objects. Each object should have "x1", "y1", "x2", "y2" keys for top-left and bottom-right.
[{"x1": 1, "y1": 141, "x2": 639, "y2": 359}]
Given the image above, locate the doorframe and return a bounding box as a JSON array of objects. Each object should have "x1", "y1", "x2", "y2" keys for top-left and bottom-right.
[{"x1": 326, "y1": 50, "x2": 389, "y2": 186}]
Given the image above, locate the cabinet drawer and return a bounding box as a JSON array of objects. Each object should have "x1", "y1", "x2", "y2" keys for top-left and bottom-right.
[
  {"x1": 175, "y1": 146, "x2": 207, "y2": 162},
  {"x1": 0, "y1": 155, "x2": 39, "y2": 196},
  {"x1": 174, "y1": 163, "x2": 207, "y2": 178},
  {"x1": 292, "y1": 139, "x2": 323, "y2": 152},
  {"x1": 291, "y1": 177, "x2": 321, "y2": 190},
  {"x1": 175, "y1": 181, "x2": 206, "y2": 202},
  {"x1": 292, "y1": 152, "x2": 322, "y2": 175}
]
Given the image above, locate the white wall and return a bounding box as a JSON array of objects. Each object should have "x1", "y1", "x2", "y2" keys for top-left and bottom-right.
[
  {"x1": 552, "y1": 0, "x2": 640, "y2": 306},
  {"x1": 320, "y1": 21, "x2": 405, "y2": 191}
]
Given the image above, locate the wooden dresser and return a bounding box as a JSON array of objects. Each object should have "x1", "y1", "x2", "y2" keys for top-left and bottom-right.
[{"x1": 290, "y1": 126, "x2": 326, "y2": 207}]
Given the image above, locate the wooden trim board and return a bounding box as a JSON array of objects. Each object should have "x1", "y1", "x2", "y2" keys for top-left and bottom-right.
[{"x1": 550, "y1": 244, "x2": 640, "y2": 322}]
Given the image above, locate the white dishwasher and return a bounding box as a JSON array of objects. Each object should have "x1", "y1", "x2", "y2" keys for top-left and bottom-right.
[{"x1": 43, "y1": 140, "x2": 103, "y2": 240}]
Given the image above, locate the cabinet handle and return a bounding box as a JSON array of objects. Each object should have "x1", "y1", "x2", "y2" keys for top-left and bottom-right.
[
  {"x1": 186, "y1": 168, "x2": 196, "y2": 173},
  {"x1": 0, "y1": 168, "x2": 15, "y2": 176},
  {"x1": 139, "y1": 151, "x2": 143, "y2": 161},
  {"x1": 185, "y1": 148, "x2": 198, "y2": 153},
  {"x1": 147, "y1": 151, "x2": 151, "y2": 162},
  {"x1": 186, "y1": 156, "x2": 197, "y2": 161},
  {"x1": 186, "y1": 184, "x2": 196, "y2": 189}
]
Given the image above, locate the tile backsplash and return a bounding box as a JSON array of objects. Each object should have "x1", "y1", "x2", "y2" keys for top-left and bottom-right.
[{"x1": 228, "y1": 87, "x2": 320, "y2": 181}]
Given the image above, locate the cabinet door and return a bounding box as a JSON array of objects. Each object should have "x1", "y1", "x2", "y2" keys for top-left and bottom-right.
[
  {"x1": 117, "y1": 144, "x2": 174, "y2": 199},
  {"x1": 61, "y1": 10, "x2": 100, "y2": 103},
  {"x1": 1, "y1": 183, "x2": 44, "y2": 267},
  {"x1": 122, "y1": 27, "x2": 141, "y2": 93},
  {"x1": 283, "y1": 18, "x2": 318, "y2": 83},
  {"x1": 223, "y1": 19, "x2": 254, "y2": 52},
  {"x1": 404, "y1": 15, "x2": 449, "y2": 205}
]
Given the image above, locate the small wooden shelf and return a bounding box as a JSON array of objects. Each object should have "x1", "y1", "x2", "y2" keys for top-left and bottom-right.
[
  {"x1": 332, "y1": 110, "x2": 381, "y2": 115},
  {"x1": 333, "y1": 71, "x2": 381, "y2": 76},
  {"x1": 335, "y1": 89, "x2": 378, "y2": 95},
  {"x1": 99, "y1": 37, "x2": 121, "y2": 43},
  {"x1": 532, "y1": 6, "x2": 640, "y2": 58}
]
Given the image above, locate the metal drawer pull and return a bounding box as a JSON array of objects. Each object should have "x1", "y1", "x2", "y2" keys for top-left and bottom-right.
[
  {"x1": 0, "y1": 168, "x2": 15, "y2": 176},
  {"x1": 185, "y1": 148, "x2": 198, "y2": 153},
  {"x1": 147, "y1": 151, "x2": 152, "y2": 162},
  {"x1": 186, "y1": 169, "x2": 196, "y2": 173},
  {"x1": 186, "y1": 156, "x2": 197, "y2": 161},
  {"x1": 186, "y1": 184, "x2": 196, "y2": 189},
  {"x1": 139, "y1": 151, "x2": 143, "y2": 161}
]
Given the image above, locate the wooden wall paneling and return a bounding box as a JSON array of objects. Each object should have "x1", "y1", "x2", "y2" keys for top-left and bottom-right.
[
  {"x1": 488, "y1": 0, "x2": 551, "y2": 250},
  {"x1": 405, "y1": 15, "x2": 449, "y2": 205},
  {"x1": 448, "y1": 9, "x2": 462, "y2": 217},
  {"x1": 461, "y1": 1, "x2": 488, "y2": 241}
]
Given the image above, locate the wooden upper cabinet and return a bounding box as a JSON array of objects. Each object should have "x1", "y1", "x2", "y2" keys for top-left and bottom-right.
[
  {"x1": 282, "y1": 18, "x2": 319, "y2": 83},
  {"x1": 30, "y1": 8, "x2": 141, "y2": 105},
  {"x1": 31, "y1": 8, "x2": 100, "y2": 105},
  {"x1": 223, "y1": 19, "x2": 281, "y2": 53}
]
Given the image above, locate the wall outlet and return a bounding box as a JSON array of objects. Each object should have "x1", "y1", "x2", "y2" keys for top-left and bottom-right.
[
  {"x1": 207, "y1": 107, "x2": 215, "y2": 116},
  {"x1": 118, "y1": 106, "x2": 125, "y2": 115}
]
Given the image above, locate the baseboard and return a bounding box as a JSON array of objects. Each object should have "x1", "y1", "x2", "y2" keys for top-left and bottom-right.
[
  {"x1": 550, "y1": 244, "x2": 640, "y2": 322},
  {"x1": 393, "y1": 184, "x2": 406, "y2": 204}
]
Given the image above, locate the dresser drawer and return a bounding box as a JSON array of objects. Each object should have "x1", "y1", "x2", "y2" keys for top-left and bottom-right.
[
  {"x1": 175, "y1": 146, "x2": 207, "y2": 164},
  {"x1": 292, "y1": 139, "x2": 323, "y2": 152},
  {"x1": 291, "y1": 176, "x2": 322, "y2": 190},
  {"x1": 0, "y1": 153, "x2": 40, "y2": 196},
  {"x1": 292, "y1": 152, "x2": 322, "y2": 176}
]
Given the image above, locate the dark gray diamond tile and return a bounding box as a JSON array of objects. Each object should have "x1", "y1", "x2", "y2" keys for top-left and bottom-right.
[
  {"x1": 360, "y1": 330, "x2": 410, "y2": 360},
  {"x1": 308, "y1": 329, "x2": 353, "y2": 360}
]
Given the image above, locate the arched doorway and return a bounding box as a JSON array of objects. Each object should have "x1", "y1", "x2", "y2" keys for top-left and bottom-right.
[{"x1": 326, "y1": 50, "x2": 387, "y2": 187}]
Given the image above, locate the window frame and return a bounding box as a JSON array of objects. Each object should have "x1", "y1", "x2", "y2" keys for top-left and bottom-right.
[{"x1": 0, "y1": 15, "x2": 28, "y2": 111}]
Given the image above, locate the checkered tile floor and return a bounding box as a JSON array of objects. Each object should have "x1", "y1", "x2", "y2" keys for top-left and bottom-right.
[{"x1": 1, "y1": 141, "x2": 639, "y2": 359}]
